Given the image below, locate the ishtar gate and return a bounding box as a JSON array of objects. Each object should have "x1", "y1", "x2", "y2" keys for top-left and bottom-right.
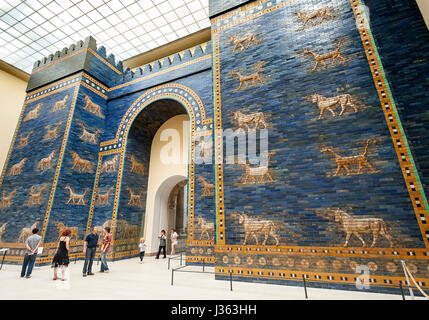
[{"x1": 0, "y1": 0, "x2": 428, "y2": 295}]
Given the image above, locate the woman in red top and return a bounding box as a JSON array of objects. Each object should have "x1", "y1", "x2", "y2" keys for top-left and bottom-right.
[{"x1": 99, "y1": 227, "x2": 111, "y2": 273}]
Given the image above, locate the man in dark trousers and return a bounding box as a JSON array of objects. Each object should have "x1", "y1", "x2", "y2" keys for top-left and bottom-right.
[
  {"x1": 155, "y1": 229, "x2": 167, "y2": 259},
  {"x1": 82, "y1": 227, "x2": 99, "y2": 277},
  {"x1": 20, "y1": 228, "x2": 41, "y2": 279}
]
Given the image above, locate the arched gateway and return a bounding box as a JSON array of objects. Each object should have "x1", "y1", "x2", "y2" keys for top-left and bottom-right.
[
  {"x1": 87, "y1": 83, "x2": 211, "y2": 259},
  {"x1": 2, "y1": 0, "x2": 429, "y2": 294}
]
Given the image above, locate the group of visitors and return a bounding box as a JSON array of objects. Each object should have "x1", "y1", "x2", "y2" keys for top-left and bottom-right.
[
  {"x1": 155, "y1": 228, "x2": 178, "y2": 259},
  {"x1": 20, "y1": 226, "x2": 112, "y2": 281},
  {"x1": 20, "y1": 227, "x2": 178, "y2": 280}
]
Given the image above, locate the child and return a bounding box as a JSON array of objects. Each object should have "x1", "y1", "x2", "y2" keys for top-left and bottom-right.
[{"x1": 138, "y1": 238, "x2": 146, "y2": 263}]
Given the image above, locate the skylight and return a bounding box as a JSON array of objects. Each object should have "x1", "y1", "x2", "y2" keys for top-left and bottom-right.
[{"x1": 0, "y1": 0, "x2": 210, "y2": 74}]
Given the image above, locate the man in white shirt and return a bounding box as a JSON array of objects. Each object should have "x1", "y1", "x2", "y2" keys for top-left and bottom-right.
[{"x1": 170, "y1": 229, "x2": 178, "y2": 255}]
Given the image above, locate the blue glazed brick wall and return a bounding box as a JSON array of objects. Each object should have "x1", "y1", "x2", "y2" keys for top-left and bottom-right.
[
  {"x1": 211, "y1": 0, "x2": 429, "y2": 292},
  {"x1": 218, "y1": 0, "x2": 423, "y2": 248},
  {"x1": 363, "y1": 0, "x2": 429, "y2": 197},
  {"x1": 0, "y1": 83, "x2": 78, "y2": 243},
  {"x1": 43, "y1": 83, "x2": 107, "y2": 243}
]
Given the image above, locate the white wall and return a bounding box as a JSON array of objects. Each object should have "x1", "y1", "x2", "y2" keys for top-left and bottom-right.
[
  {"x1": 0, "y1": 69, "x2": 27, "y2": 173},
  {"x1": 143, "y1": 114, "x2": 189, "y2": 253},
  {"x1": 416, "y1": 0, "x2": 429, "y2": 28}
]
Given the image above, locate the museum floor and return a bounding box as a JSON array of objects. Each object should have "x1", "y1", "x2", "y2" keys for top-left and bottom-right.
[{"x1": 0, "y1": 256, "x2": 421, "y2": 300}]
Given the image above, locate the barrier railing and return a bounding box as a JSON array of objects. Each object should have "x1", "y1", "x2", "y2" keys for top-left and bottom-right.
[
  {"x1": 401, "y1": 260, "x2": 429, "y2": 300},
  {"x1": 170, "y1": 259, "x2": 234, "y2": 291}
]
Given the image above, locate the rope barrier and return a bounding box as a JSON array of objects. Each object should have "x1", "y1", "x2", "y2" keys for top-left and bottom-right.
[
  {"x1": 404, "y1": 265, "x2": 429, "y2": 299},
  {"x1": 401, "y1": 260, "x2": 429, "y2": 300}
]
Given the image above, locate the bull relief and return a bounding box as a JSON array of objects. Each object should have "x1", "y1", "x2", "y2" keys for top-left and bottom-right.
[
  {"x1": 0, "y1": 190, "x2": 17, "y2": 208},
  {"x1": 233, "y1": 110, "x2": 268, "y2": 130},
  {"x1": 17, "y1": 222, "x2": 38, "y2": 243},
  {"x1": 229, "y1": 33, "x2": 260, "y2": 52},
  {"x1": 8, "y1": 158, "x2": 27, "y2": 176},
  {"x1": 0, "y1": 222, "x2": 7, "y2": 241},
  {"x1": 55, "y1": 222, "x2": 79, "y2": 241},
  {"x1": 23, "y1": 104, "x2": 43, "y2": 122},
  {"x1": 35, "y1": 151, "x2": 56, "y2": 172},
  {"x1": 51, "y1": 95, "x2": 69, "y2": 112},
  {"x1": 239, "y1": 152, "x2": 275, "y2": 184},
  {"x1": 197, "y1": 176, "x2": 214, "y2": 197},
  {"x1": 130, "y1": 155, "x2": 145, "y2": 175},
  {"x1": 17, "y1": 131, "x2": 33, "y2": 148},
  {"x1": 332, "y1": 209, "x2": 394, "y2": 248},
  {"x1": 295, "y1": 7, "x2": 335, "y2": 30},
  {"x1": 43, "y1": 122, "x2": 63, "y2": 141},
  {"x1": 71, "y1": 151, "x2": 94, "y2": 173},
  {"x1": 306, "y1": 93, "x2": 360, "y2": 120},
  {"x1": 100, "y1": 155, "x2": 119, "y2": 174},
  {"x1": 195, "y1": 216, "x2": 214, "y2": 240},
  {"x1": 83, "y1": 95, "x2": 104, "y2": 118},
  {"x1": 231, "y1": 212, "x2": 280, "y2": 246}
]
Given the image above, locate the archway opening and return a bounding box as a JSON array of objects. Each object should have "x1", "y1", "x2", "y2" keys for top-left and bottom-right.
[{"x1": 118, "y1": 99, "x2": 190, "y2": 255}]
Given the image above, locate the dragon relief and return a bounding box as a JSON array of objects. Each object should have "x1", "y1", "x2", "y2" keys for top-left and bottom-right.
[
  {"x1": 130, "y1": 155, "x2": 145, "y2": 175},
  {"x1": 238, "y1": 152, "x2": 275, "y2": 184},
  {"x1": 95, "y1": 187, "x2": 115, "y2": 206},
  {"x1": 320, "y1": 139, "x2": 379, "y2": 176},
  {"x1": 26, "y1": 185, "x2": 49, "y2": 207},
  {"x1": 229, "y1": 61, "x2": 268, "y2": 91},
  {"x1": 302, "y1": 39, "x2": 346, "y2": 71},
  {"x1": 65, "y1": 185, "x2": 89, "y2": 205}
]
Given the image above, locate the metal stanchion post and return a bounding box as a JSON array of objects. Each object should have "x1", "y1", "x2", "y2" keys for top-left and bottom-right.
[
  {"x1": 171, "y1": 268, "x2": 174, "y2": 286},
  {"x1": 168, "y1": 257, "x2": 171, "y2": 270},
  {"x1": 203, "y1": 258, "x2": 205, "y2": 272},
  {"x1": 230, "y1": 271, "x2": 233, "y2": 291},
  {"x1": 302, "y1": 275, "x2": 308, "y2": 299},
  {"x1": 399, "y1": 282, "x2": 405, "y2": 300},
  {"x1": 180, "y1": 252, "x2": 183, "y2": 266},
  {"x1": 401, "y1": 260, "x2": 415, "y2": 300}
]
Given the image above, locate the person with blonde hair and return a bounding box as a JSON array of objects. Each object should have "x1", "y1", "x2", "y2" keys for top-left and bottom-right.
[
  {"x1": 138, "y1": 238, "x2": 146, "y2": 264},
  {"x1": 52, "y1": 229, "x2": 71, "y2": 281}
]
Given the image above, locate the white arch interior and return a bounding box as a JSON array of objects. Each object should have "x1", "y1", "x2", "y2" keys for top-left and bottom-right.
[{"x1": 142, "y1": 114, "x2": 190, "y2": 253}]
